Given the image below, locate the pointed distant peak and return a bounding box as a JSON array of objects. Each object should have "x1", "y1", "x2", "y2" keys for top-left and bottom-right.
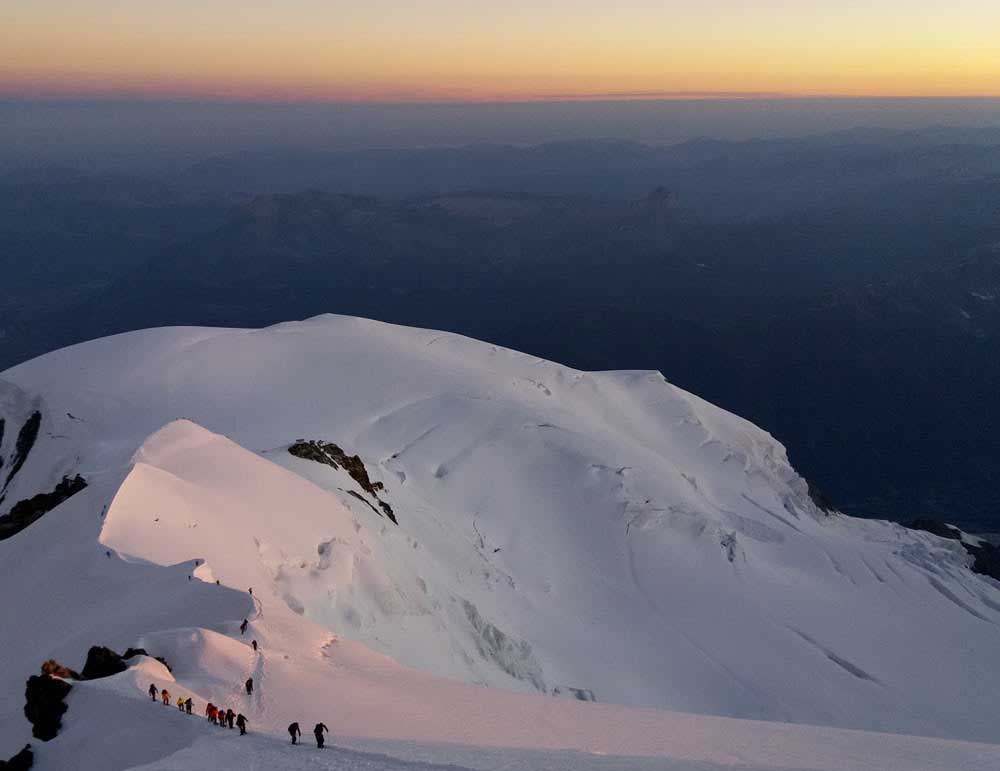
[{"x1": 645, "y1": 186, "x2": 677, "y2": 206}]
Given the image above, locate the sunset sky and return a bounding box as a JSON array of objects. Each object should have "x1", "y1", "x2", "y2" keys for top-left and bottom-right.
[{"x1": 4, "y1": 1, "x2": 1000, "y2": 102}]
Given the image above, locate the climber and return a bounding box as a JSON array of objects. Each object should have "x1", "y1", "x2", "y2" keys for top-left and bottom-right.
[
  {"x1": 240, "y1": 618, "x2": 249, "y2": 635},
  {"x1": 314, "y1": 722, "x2": 329, "y2": 748},
  {"x1": 225, "y1": 708, "x2": 234, "y2": 729},
  {"x1": 251, "y1": 639, "x2": 258, "y2": 652},
  {"x1": 161, "y1": 688, "x2": 170, "y2": 706},
  {"x1": 236, "y1": 713, "x2": 248, "y2": 736},
  {"x1": 245, "y1": 677, "x2": 253, "y2": 696},
  {"x1": 148, "y1": 683, "x2": 158, "y2": 701},
  {"x1": 288, "y1": 722, "x2": 301, "y2": 744},
  {"x1": 177, "y1": 696, "x2": 185, "y2": 712},
  {"x1": 185, "y1": 697, "x2": 193, "y2": 715},
  {"x1": 205, "y1": 703, "x2": 217, "y2": 723},
  {"x1": 216, "y1": 707, "x2": 228, "y2": 728}
]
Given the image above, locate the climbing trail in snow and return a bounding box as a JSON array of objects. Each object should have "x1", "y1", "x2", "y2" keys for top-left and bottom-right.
[{"x1": 4, "y1": 316, "x2": 1000, "y2": 771}]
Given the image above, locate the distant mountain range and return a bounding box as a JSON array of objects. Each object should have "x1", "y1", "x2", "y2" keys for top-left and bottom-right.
[{"x1": 2, "y1": 130, "x2": 999, "y2": 529}]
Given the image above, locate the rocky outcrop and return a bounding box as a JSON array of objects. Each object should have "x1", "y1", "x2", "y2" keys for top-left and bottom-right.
[
  {"x1": 906, "y1": 519, "x2": 1000, "y2": 582},
  {"x1": 23, "y1": 675, "x2": 71, "y2": 741},
  {"x1": 20, "y1": 645, "x2": 171, "y2": 744},
  {"x1": 79, "y1": 645, "x2": 171, "y2": 679},
  {"x1": 805, "y1": 477, "x2": 838, "y2": 514},
  {"x1": 289, "y1": 440, "x2": 397, "y2": 524},
  {"x1": 40, "y1": 660, "x2": 79, "y2": 680},
  {"x1": 1, "y1": 411, "x2": 41, "y2": 497},
  {"x1": 122, "y1": 647, "x2": 171, "y2": 673},
  {"x1": 0, "y1": 744, "x2": 34, "y2": 770},
  {"x1": 80, "y1": 646, "x2": 127, "y2": 680},
  {"x1": 553, "y1": 686, "x2": 596, "y2": 702},
  {"x1": 0, "y1": 475, "x2": 87, "y2": 541}
]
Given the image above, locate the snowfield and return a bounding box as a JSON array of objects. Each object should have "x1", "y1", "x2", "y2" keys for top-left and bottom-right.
[{"x1": 1, "y1": 315, "x2": 999, "y2": 770}]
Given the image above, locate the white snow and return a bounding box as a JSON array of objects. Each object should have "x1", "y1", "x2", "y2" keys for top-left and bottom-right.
[{"x1": 1, "y1": 314, "x2": 999, "y2": 770}]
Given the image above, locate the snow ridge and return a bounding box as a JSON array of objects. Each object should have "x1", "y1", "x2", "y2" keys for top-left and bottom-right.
[{"x1": 0, "y1": 315, "x2": 998, "y2": 770}]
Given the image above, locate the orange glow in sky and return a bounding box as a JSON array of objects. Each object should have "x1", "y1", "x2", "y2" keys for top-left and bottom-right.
[{"x1": 4, "y1": 1, "x2": 1000, "y2": 101}]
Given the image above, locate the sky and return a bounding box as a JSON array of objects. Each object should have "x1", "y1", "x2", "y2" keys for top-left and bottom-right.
[{"x1": 3, "y1": 0, "x2": 1000, "y2": 102}]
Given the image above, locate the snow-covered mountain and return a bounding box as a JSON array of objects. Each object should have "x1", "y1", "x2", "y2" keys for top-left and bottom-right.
[{"x1": 1, "y1": 315, "x2": 998, "y2": 771}]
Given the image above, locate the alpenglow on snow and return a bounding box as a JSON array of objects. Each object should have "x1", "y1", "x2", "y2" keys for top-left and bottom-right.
[{"x1": 1, "y1": 315, "x2": 999, "y2": 771}]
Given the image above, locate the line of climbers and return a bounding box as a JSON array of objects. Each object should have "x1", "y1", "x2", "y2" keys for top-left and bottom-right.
[
  {"x1": 204, "y1": 703, "x2": 249, "y2": 735},
  {"x1": 147, "y1": 684, "x2": 330, "y2": 748},
  {"x1": 148, "y1": 683, "x2": 249, "y2": 736},
  {"x1": 144, "y1": 589, "x2": 330, "y2": 749}
]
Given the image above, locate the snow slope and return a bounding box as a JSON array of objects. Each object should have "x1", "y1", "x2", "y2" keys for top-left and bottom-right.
[{"x1": 1, "y1": 314, "x2": 999, "y2": 770}]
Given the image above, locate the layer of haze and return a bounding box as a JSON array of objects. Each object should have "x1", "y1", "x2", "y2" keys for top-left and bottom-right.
[
  {"x1": 5, "y1": 97, "x2": 1000, "y2": 173},
  {"x1": 4, "y1": 1, "x2": 1000, "y2": 101}
]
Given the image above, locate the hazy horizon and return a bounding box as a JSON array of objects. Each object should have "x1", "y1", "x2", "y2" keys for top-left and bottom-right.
[{"x1": 4, "y1": 96, "x2": 1000, "y2": 174}]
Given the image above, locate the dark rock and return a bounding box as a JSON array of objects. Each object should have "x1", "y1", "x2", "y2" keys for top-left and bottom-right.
[
  {"x1": 553, "y1": 686, "x2": 596, "y2": 702},
  {"x1": 123, "y1": 648, "x2": 171, "y2": 673},
  {"x1": 0, "y1": 475, "x2": 87, "y2": 541},
  {"x1": 378, "y1": 501, "x2": 396, "y2": 523},
  {"x1": 80, "y1": 646, "x2": 127, "y2": 680},
  {"x1": 289, "y1": 440, "x2": 397, "y2": 524},
  {"x1": 906, "y1": 519, "x2": 1000, "y2": 582},
  {"x1": 40, "y1": 660, "x2": 79, "y2": 680},
  {"x1": 0, "y1": 744, "x2": 34, "y2": 771},
  {"x1": 806, "y1": 477, "x2": 838, "y2": 514},
  {"x1": 1, "y1": 412, "x2": 41, "y2": 496},
  {"x1": 907, "y1": 518, "x2": 961, "y2": 541},
  {"x1": 24, "y1": 675, "x2": 71, "y2": 741},
  {"x1": 965, "y1": 540, "x2": 1000, "y2": 582},
  {"x1": 346, "y1": 490, "x2": 379, "y2": 516}
]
